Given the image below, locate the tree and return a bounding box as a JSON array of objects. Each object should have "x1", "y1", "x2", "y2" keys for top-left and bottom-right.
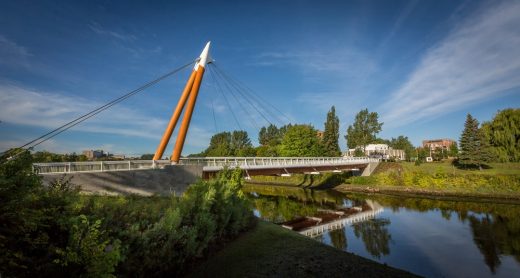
[
  {"x1": 279, "y1": 125, "x2": 324, "y2": 157},
  {"x1": 205, "y1": 132, "x2": 232, "y2": 157},
  {"x1": 449, "y1": 142, "x2": 459, "y2": 158},
  {"x1": 258, "y1": 124, "x2": 282, "y2": 146},
  {"x1": 388, "y1": 136, "x2": 414, "y2": 161},
  {"x1": 140, "y1": 154, "x2": 154, "y2": 160},
  {"x1": 345, "y1": 109, "x2": 383, "y2": 152},
  {"x1": 481, "y1": 108, "x2": 520, "y2": 162},
  {"x1": 203, "y1": 130, "x2": 254, "y2": 157},
  {"x1": 322, "y1": 106, "x2": 341, "y2": 156},
  {"x1": 230, "y1": 131, "x2": 254, "y2": 156},
  {"x1": 459, "y1": 114, "x2": 493, "y2": 169}
]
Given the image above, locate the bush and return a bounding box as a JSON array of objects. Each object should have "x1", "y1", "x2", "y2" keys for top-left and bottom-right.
[{"x1": 1, "y1": 152, "x2": 254, "y2": 277}]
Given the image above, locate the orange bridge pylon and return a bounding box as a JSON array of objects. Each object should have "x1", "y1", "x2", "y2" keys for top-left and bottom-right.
[{"x1": 153, "y1": 42, "x2": 211, "y2": 163}]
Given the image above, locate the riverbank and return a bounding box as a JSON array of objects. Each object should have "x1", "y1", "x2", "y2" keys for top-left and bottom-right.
[
  {"x1": 339, "y1": 161, "x2": 520, "y2": 203},
  {"x1": 187, "y1": 221, "x2": 418, "y2": 277},
  {"x1": 247, "y1": 161, "x2": 520, "y2": 202},
  {"x1": 334, "y1": 184, "x2": 520, "y2": 204}
]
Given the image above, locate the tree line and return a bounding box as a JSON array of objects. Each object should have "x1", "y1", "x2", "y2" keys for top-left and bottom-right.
[
  {"x1": 458, "y1": 108, "x2": 520, "y2": 169},
  {"x1": 195, "y1": 106, "x2": 415, "y2": 158}
]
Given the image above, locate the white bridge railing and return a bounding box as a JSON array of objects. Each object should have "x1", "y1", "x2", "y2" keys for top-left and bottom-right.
[
  {"x1": 32, "y1": 157, "x2": 379, "y2": 174},
  {"x1": 300, "y1": 200, "x2": 384, "y2": 238}
]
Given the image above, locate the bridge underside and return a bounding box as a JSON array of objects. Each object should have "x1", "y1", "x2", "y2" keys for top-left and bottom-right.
[{"x1": 202, "y1": 163, "x2": 367, "y2": 179}]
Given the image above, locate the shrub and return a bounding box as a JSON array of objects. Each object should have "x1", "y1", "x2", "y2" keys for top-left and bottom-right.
[{"x1": 1, "y1": 152, "x2": 254, "y2": 277}]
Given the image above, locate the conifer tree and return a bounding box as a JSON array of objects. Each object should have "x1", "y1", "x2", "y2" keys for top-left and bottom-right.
[
  {"x1": 459, "y1": 114, "x2": 493, "y2": 170},
  {"x1": 322, "y1": 106, "x2": 341, "y2": 156}
]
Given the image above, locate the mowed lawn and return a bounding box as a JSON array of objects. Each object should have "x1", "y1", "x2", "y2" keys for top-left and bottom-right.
[{"x1": 187, "y1": 221, "x2": 418, "y2": 278}]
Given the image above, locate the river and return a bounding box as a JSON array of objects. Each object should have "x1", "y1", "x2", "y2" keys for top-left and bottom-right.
[{"x1": 244, "y1": 184, "x2": 520, "y2": 277}]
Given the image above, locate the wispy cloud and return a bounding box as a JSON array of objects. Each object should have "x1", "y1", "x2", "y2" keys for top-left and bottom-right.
[
  {"x1": 0, "y1": 35, "x2": 32, "y2": 67},
  {"x1": 0, "y1": 83, "x2": 166, "y2": 140},
  {"x1": 253, "y1": 48, "x2": 378, "y2": 79},
  {"x1": 88, "y1": 22, "x2": 137, "y2": 42},
  {"x1": 0, "y1": 83, "x2": 216, "y2": 155},
  {"x1": 381, "y1": 1, "x2": 520, "y2": 126}
]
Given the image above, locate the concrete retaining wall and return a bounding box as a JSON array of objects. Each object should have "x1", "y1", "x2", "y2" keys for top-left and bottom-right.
[
  {"x1": 40, "y1": 165, "x2": 203, "y2": 196},
  {"x1": 361, "y1": 162, "x2": 380, "y2": 176}
]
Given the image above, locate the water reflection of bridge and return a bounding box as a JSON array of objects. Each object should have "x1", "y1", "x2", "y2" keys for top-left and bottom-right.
[{"x1": 281, "y1": 200, "x2": 384, "y2": 237}]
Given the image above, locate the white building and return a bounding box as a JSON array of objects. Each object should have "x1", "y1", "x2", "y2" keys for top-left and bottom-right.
[{"x1": 346, "y1": 144, "x2": 406, "y2": 160}]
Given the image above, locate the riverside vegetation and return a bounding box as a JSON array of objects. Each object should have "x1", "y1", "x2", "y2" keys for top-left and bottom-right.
[
  {"x1": 249, "y1": 161, "x2": 520, "y2": 199},
  {"x1": 0, "y1": 150, "x2": 254, "y2": 277},
  {"x1": 342, "y1": 161, "x2": 520, "y2": 198}
]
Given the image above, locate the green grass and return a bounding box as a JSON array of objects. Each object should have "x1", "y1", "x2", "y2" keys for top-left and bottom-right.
[
  {"x1": 340, "y1": 161, "x2": 520, "y2": 199},
  {"x1": 187, "y1": 221, "x2": 418, "y2": 278},
  {"x1": 400, "y1": 161, "x2": 520, "y2": 175},
  {"x1": 248, "y1": 172, "x2": 350, "y2": 189}
]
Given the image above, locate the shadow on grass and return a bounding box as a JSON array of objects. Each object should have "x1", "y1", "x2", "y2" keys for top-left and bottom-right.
[{"x1": 452, "y1": 159, "x2": 493, "y2": 170}]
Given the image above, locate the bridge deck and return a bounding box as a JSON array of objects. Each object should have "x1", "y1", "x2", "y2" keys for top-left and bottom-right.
[{"x1": 32, "y1": 157, "x2": 379, "y2": 175}]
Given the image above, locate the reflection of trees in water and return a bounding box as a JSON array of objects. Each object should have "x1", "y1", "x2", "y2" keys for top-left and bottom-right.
[
  {"x1": 329, "y1": 227, "x2": 348, "y2": 251},
  {"x1": 352, "y1": 218, "x2": 392, "y2": 259},
  {"x1": 352, "y1": 193, "x2": 520, "y2": 272},
  {"x1": 247, "y1": 185, "x2": 345, "y2": 223},
  {"x1": 469, "y1": 214, "x2": 520, "y2": 273},
  {"x1": 252, "y1": 197, "x2": 320, "y2": 223}
]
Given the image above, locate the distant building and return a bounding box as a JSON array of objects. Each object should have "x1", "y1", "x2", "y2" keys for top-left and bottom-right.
[
  {"x1": 316, "y1": 130, "x2": 324, "y2": 140},
  {"x1": 110, "y1": 154, "x2": 126, "y2": 160},
  {"x1": 422, "y1": 139, "x2": 455, "y2": 150},
  {"x1": 82, "y1": 150, "x2": 104, "y2": 160},
  {"x1": 346, "y1": 144, "x2": 405, "y2": 160}
]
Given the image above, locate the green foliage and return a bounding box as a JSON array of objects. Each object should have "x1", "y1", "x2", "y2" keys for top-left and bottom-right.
[
  {"x1": 1, "y1": 152, "x2": 254, "y2": 277},
  {"x1": 459, "y1": 114, "x2": 494, "y2": 169},
  {"x1": 388, "y1": 136, "x2": 415, "y2": 161},
  {"x1": 255, "y1": 145, "x2": 279, "y2": 157},
  {"x1": 259, "y1": 124, "x2": 282, "y2": 146},
  {"x1": 481, "y1": 108, "x2": 520, "y2": 162},
  {"x1": 279, "y1": 124, "x2": 325, "y2": 156},
  {"x1": 120, "y1": 168, "x2": 253, "y2": 276},
  {"x1": 345, "y1": 108, "x2": 383, "y2": 151},
  {"x1": 354, "y1": 148, "x2": 365, "y2": 157},
  {"x1": 203, "y1": 130, "x2": 254, "y2": 157},
  {"x1": 230, "y1": 130, "x2": 253, "y2": 155},
  {"x1": 0, "y1": 149, "x2": 121, "y2": 277},
  {"x1": 415, "y1": 148, "x2": 428, "y2": 164},
  {"x1": 32, "y1": 150, "x2": 88, "y2": 162},
  {"x1": 345, "y1": 162, "x2": 520, "y2": 194},
  {"x1": 140, "y1": 153, "x2": 154, "y2": 160},
  {"x1": 205, "y1": 131, "x2": 232, "y2": 156},
  {"x1": 55, "y1": 215, "x2": 121, "y2": 277},
  {"x1": 322, "y1": 106, "x2": 341, "y2": 156},
  {"x1": 449, "y1": 142, "x2": 459, "y2": 157}
]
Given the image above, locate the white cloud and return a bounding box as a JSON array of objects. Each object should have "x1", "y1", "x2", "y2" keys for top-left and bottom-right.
[
  {"x1": 88, "y1": 22, "x2": 137, "y2": 42},
  {"x1": 0, "y1": 83, "x2": 219, "y2": 155},
  {"x1": 253, "y1": 48, "x2": 378, "y2": 79},
  {"x1": 0, "y1": 35, "x2": 32, "y2": 67},
  {"x1": 0, "y1": 83, "x2": 167, "y2": 140},
  {"x1": 381, "y1": 1, "x2": 520, "y2": 127}
]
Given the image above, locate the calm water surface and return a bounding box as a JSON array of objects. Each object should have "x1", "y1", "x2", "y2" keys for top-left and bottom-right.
[{"x1": 244, "y1": 185, "x2": 520, "y2": 278}]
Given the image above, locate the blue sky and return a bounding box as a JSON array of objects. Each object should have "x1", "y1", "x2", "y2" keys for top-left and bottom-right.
[{"x1": 1, "y1": 0, "x2": 519, "y2": 157}]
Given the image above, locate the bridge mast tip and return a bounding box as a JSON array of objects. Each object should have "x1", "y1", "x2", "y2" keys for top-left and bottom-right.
[{"x1": 194, "y1": 41, "x2": 211, "y2": 70}]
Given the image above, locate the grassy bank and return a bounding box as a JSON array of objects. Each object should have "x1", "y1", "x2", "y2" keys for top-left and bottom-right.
[
  {"x1": 187, "y1": 221, "x2": 418, "y2": 278},
  {"x1": 248, "y1": 172, "x2": 350, "y2": 189},
  {"x1": 339, "y1": 161, "x2": 520, "y2": 200}
]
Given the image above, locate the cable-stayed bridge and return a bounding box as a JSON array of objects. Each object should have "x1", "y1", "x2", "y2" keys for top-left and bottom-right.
[{"x1": 2, "y1": 42, "x2": 380, "y2": 194}]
